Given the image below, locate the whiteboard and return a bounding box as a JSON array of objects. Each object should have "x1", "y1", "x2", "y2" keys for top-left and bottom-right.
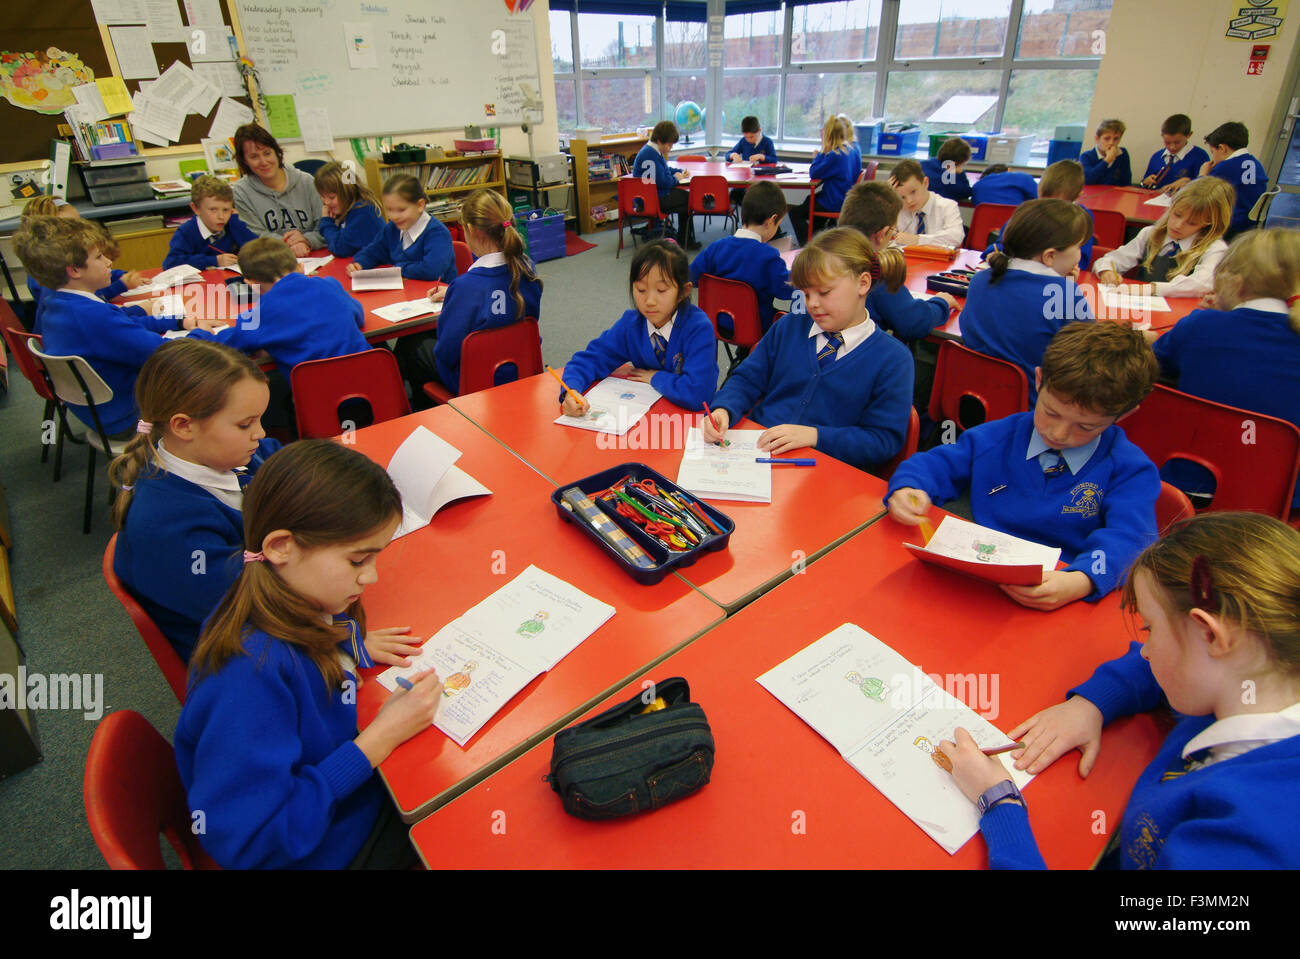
[{"x1": 233, "y1": 1, "x2": 544, "y2": 138}]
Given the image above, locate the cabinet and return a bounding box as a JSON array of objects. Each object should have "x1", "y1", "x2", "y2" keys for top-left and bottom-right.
[
  {"x1": 364, "y1": 152, "x2": 507, "y2": 224},
  {"x1": 568, "y1": 135, "x2": 649, "y2": 234}
]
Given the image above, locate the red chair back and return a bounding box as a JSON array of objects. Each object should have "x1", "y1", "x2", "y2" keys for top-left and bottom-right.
[
  {"x1": 677, "y1": 154, "x2": 708, "y2": 162},
  {"x1": 103, "y1": 533, "x2": 189, "y2": 704},
  {"x1": 876, "y1": 406, "x2": 920, "y2": 481},
  {"x1": 1, "y1": 326, "x2": 55, "y2": 402},
  {"x1": 290, "y1": 349, "x2": 411, "y2": 439},
  {"x1": 1156, "y1": 481, "x2": 1195, "y2": 534},
  {"x1": 452, "y1": 240, "x2": 473, "y2": 276},
  {"x1": 458, "y1": 317, "x2": 544, "y2": 396},
  {"x1": 927, "y1": 340, "x2": 1030, "y2": 430},
  {"x1": 697, "y1": 274, "x2": 764, "y2": 350},
  {"x1": 1120, "y1": 384, "x2": 1300, "y2": 519},
  {"x1": 618, "y1": 176, "x2": 662, "y2": 220},
  {"x1": 1089, "y1": 209, "x2": 1127, "y2": 250},
  {"x1": 862, "y1": 160, "x2": 879, "y2": 182},
  {"x1": 1088, "y1": 245, "x2": 1115, "y2": 271},
  {"x1": 84, "y1": 709, "x2": 219, "y2": 869},
  {"x1": 964, "y1": 202, "x2": 1017, "y2": 251},
  {"x1": 687, "y1": 174, "x2": 730, "y2": 216}
]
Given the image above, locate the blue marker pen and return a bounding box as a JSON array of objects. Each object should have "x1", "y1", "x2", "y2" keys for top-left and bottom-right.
[
  {"x1": 756, "y1": 457, "x2": 816, "y2": 466},
  {"x1": 395, "y1": 676, "x2": 414, "y2": 691}
]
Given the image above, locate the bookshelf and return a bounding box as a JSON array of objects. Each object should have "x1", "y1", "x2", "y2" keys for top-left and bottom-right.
[
  {"x1": 364, "y1": 152, "x2": 507, "y2": 224},
  {"x1": 569, "y1": 135, "x2": 649, "y2": 234}
]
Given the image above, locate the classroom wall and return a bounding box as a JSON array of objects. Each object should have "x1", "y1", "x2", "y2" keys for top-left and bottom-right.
[{"x1": 1088, "y1": 0, "x2": 1298, "y2": 167}]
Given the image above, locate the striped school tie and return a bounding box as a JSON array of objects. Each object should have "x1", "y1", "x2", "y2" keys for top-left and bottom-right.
[
  {"x1": 234, "y1": 468, "x2": 252, "y2": 490},
  {"x1": 817, "y1": 331, "x2": 843, "y2": 370},
  {"x1": 651, "y1": 332, "x2": 668, "y2": 369},
  {"x1": 915, "y1": 211, "x2": 927, "y2": 236},
  {"x1": 1042, "y1": 449, "x2": 1067, "y2": 475}
]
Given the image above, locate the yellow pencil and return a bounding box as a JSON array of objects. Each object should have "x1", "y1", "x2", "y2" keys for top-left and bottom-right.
[
  {"x1": 910, "y1": 492, "x2": 935, "y2": 544},
  {"x1": 547, "y1": 365, "x2": 587, "y2": 410}
]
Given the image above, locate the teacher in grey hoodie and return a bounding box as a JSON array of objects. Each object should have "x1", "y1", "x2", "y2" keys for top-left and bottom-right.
[{"x1": 230, "y1": 123, "x2": 325, "y2": 257}]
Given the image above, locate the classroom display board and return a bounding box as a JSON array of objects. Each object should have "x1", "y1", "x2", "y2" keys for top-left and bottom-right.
[{"x1": 233, "y1": 0, "x2": 544, "y2": 138}]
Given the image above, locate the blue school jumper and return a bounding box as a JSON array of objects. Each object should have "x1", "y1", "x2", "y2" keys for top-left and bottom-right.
[
  {"x1": 1208, "y1": 153, "x2": 1268, "y2": 234},
  {"x1": 1141, "y1": 145, "x2": 1210, "y2": 188},
  {"x1": 163, "y1": 213, "x2": 258, "y2": 270},
  {"x1": 320, "y1": 202, "x2": 385, "y2": 258},
  {"x1": 921, "y1": 157, "x2": 973, "y2": 203},
  {"x1": 352, "y1": 217, "x2": 455, "y2": 282},
  {"x1": 633, "y1": 143, "x2": 680, "y2": 197},
  {"x1": 114, "y1": 438, "x2": 280, "y2": 662},
  {"x1": 28, "y1": 270, "x2": 129, "y2": 333},
  {"x1": 689, "y1": 233, "x2": 794, "y2": 332},
  {"x1": 39, "y1": 290, "x2": 185, "y2": 434},
  {"x1": 985, "y1": 206, "x2": 1095, "y2": 270},
  {"x1": 433, "y1": 263, "x2": 543, "y2": 394},
  {"x1": 192, "y1": 272, "x2": 368, "y2": 371},
  {"x1": 561, "y1": 304, "x2": 717, "y2": 410},
  {"x1": 175, "y1": 621, "x2": 384, "y2": 869},
  {"x1": 887, "y1": 412, "x2": 1159, "y2": 600},
  {"x1": 1153, "y1": 305, "x2": 1300, "y2": 508},
  {"x1": 711, "y1": 312, "x2": 914, "y2": 469},
  {"x1": 809, "y1": 146, "x2": 858, "y2": 212},
  {"x1": 1080, "y1": 146, "x2": 1132, "y2": 186},
  {"x1": 730, "y1": 134, "x2": 775, "y2": 161},
  {"x1": 978, "y1": 643, "x2": 1300, "y2": 869},
  {"x1": 971, "y1": 171, "x2": 1038, "y2": 206},
  {"x1": 960, "y1": 267, "x2": 1094, "y2": 405}
]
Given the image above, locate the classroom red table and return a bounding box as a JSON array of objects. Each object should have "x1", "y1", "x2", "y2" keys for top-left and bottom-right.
[
  {"x1": 348, "y1": 405, "x2": 726, "y2": 821},
  {"x1": 1078, "y1": 184, "x2": 1165, "y2": 226},
  {"x1": 675, "y1": 159, "x2": 813, "y2": 188},
  {"x1": 409, "y1": 511, "x2": 1165, "y2": 868},
  {"x1": 447, "y1": 372, "x2": 889, "y2": 611}
]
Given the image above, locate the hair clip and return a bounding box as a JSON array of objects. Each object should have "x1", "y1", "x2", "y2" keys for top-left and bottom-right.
[
  {"x1": 242, "y1": 550, "x2": 266, "y2": 564},
  {"x1": 136, "y1": 420, "x2": 153, "y2": 434},
  {"x1": 1190, "y1": 554, "x2": 1219, "y2": 611},
  {"x1": 120, "y1": 484, "x2": 134, "y2": 492}
]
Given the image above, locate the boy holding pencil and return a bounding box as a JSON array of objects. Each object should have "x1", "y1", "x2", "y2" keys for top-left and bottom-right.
[{"x1": 164, "y1": 175, "x2": 258, "y2": 270}]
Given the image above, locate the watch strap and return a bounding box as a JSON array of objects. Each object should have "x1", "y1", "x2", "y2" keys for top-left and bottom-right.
[{"x1": 976, "y1": 779, "x2": 1023, "y2": 815}]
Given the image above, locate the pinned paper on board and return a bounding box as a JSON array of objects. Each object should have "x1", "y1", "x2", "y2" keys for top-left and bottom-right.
[
  {"x1": 345, "y1": 22, "x2": 379, "y2": 70},
  {"x1": 264, "y1": 94, "x2": 301, "y2": 140}
]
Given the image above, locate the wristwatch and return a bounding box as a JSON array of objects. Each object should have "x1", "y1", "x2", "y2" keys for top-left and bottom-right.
[{"x1": 976, "y1": 779, "x2": 1024, "y2": 815}]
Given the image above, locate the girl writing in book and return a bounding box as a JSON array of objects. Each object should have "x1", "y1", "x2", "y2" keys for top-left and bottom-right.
[
  {"x1": 175, "y1": 440, "x2": 441, "y2": 869},
  {"x1": 314, "y1": 161, "x2": 385, "y2": 258},
  {"x1": 942, "y1": 512, "x2": 1300, "y2": 868},
  {"x1": 347, "y1": 174, "x2": 456, "y2": 283}
]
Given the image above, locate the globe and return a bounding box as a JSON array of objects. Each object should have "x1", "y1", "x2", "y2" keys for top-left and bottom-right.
[{"x1": 674, "y1": 100, "x2": 703, "y2": 134}]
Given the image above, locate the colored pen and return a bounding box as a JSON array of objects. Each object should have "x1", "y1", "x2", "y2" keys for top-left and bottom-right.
[
  {"x1": 394, "y1": 676, "x2": 414, "y2": 691},
  {"x1": 702, "y1": 401, "x2": 729, "y2": 447},
  {"x1": 207, "y1": 243, "x2": 228, "y2": 255},
  {"x1": 982, "y1": 742, "x2": 1025, "y2": 756},
  {"x1": 547, "y1": 365, "x2": 587, "y2": 411},
  {"x1": 755, "y1": 457, "x2": 815, "y2": 466},
  {"x1": 908, "y1": 491, "x2": 934, "y2": 544}
]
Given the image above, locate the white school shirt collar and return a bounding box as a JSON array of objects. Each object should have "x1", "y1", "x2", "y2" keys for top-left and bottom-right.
[
  {"x1": 61, "y1": 287, "x2": 105, "y2": 302},
  {"x1": 1161, "y1": 142, "x2": 1193, "y2": 164},
  {"x1": 647, "y1": 308, "x2": 678, "y2": 343},
  {"x1": 402, "y1": 211, "x2": 431, "y2": 249},
  {"x1": 1225, "y1": 148, "x2": 1249, "y2": 162},
  {"x1": 807, "y1": 312, "x2": 876, "y2": 359},
  {"x1": 1026, "y1": 428, "x2": 1101, "y2": 474},
  {"x1": 196, "y1": 217, "x2": 217, "y2": 240},
  {"x1": 468, "y1": 251, "x2": 506, "y2": 271},
  {"x1": 156, "y1": 439, "x2": 245, "y2": 510},
  {"x1": 909, "y1": 193, "x2": 940, "y2": 232},
  {"x1": 1182, "y1": 702, "x2": 1300, "y2": 769},
  {"x1": 734, "y1": 227, "x2": 764, "y2": 242},
  {"x1": 1237, "y1": 297, "x2": 1289, "y2": 314},
  {"x1": 1007, "y1": 257, "x2": 1061, "y2": 278}
]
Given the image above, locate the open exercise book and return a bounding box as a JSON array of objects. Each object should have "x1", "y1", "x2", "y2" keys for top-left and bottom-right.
[
  {"x1": 123, "y1": 264, "x2": 203, "y2": 295},
  {"x1": 378, "y1": 566, "x2": 615, "y2": 747},
  {"x1": 676, "y1": 426, "x2": 772, "y2": 503},
  {"x1": 1099, "y1": 287, "x2": 1171, "y2": 312},
  {"x1": 904, "y1": 516, "x2": 1060, "y2": 586},
  {"x1": 553, "y1": 375, "x2": 661, "y2": 436},
  {"x1": 371, "y1": 298, "x2": 443, "y2": 323},
  {"x1": 223, "y1": 255, "x2": 334, "y2": 276},
  {"x1": 757, "y1": 623, "x2": 1033, "y2": 855},
  {"x1": 350, "y1": 266, "x2": 405, "y2": 291},
  {"x1": 386, "y1": 426, "x2": 491, "y2": 539}
]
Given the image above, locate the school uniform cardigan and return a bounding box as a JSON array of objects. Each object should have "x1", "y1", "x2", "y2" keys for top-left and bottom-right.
[
  {"x1": 887, "y1": 412, "x2": 1159, "y2": 600},
  {"x1": 27, "y1": 270, "x2": 129, "y2": 333},
  {"x1": 192, "y1": 272, "x2": 368, "y2": 372},
  {"x1": 1153, "y1": 303, "x2": 1300, "y2": 508},
  {"x1": 39, "y1": 289, "x2": 185, "y2": 434},
  {"x1": 561, "y1": 304, "x2": 718, "y2": 410},
  {"x1": 1208, "y1": 152, "x2": 1268, "y2": 234},
  {"x1": 175, "y1": 621, "x2": 385, "y2": 869},
  {"x1": 352, "y1": 216, "x2": 456, "y2": 283},
  {"x1": 319, "y1": 202, "x2": 385, "y2": 258},
  {"x1": 433, "y1": 261, "x2": 543, "y2": 395},
  {"x1": 808, "y1": 146, "x2": 858, "y2": 212},
  {"x1": 921, "y1": 158, "x2": 973, "y2": 203},
  {"x1": 960, "y1": 266, "x2": 1095, "y2": 405},
  {"x1": 113, "y1": 438, "x2": 280, "y2": 663},
  {"x1": 633, "y1": 143, "x2": 680, "y2": 197},
  {"x1": 163, "y1": 213, "x2": 258, "y2": 270},
  {"x1": 971, "y1": 171, "x2": 1038, "y2": 206},
  {"x1": 730, "y1": 134, "x2": 775, "y2": 161},
  {"x1": 711, "y1": 312, "x2": 914, "y2": 469},
  {"x1": 1080, "y1": 145, "x2": 1132, "y2": 186},
  {"x1": 978, "y1": 643, "x2": 1300, "y2": 869},
  {"x1": 689, "y1": 232, "x2": 794, "y2": 332},
  {"x1": 1141, "y1": 144, "x2": 1210, "y2": 187}
]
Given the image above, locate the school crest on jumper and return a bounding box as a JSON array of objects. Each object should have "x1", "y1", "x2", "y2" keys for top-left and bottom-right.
[
  {"x1": 1062, "y1": 481, "x2": 1102, "y2": 519},
  {"x1": 1126, "y1": 811, "x2": 1163, "y2": 869}
]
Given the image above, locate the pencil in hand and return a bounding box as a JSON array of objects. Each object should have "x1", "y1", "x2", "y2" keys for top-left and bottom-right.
[
  {"x1": 547, "y1": 365, "x2": 587, "y2": 413},
  {"x1": 908, "y1": 492, "x2": 934, "y2": 544}
]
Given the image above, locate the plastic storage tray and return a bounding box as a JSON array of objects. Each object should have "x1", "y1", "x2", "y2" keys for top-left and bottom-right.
[
  {"x1": 925, "y1": 268, "x2": 976, "y2": 297},
  {"x1": 86, "y1": 180, "x2": 155, "y2": 205},
  {"x1": 960, "y1": 134, "x2": 989, "y2": 160},
  {"x1": 519, "y1": 207, "x2": 565, "y2": 262},
  {"x1": 877, "y1": 129, "x2": 920, "y2": 156},
  {"x1": 1047, "y1": 138, "x2": 1083, "y2": 165},
  {"x1": 551, "y1": 463, "x2": 734, "y2": 585},
  {"x1": 927, "y1": 132, "x2": 963, "y2": 157},
  {"x1": 985, "y1": 134, "x2": 1036, "y2": 166},
  {"x1": 81, "y1": 158, "x2": 148, "y2": 188}
]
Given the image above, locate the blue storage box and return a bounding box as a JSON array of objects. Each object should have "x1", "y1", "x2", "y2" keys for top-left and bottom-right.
[
  {"x1": 529, "y1": 238, "x2": 567, "y2": 263},
  {"x1": 959, "y1": 134, "x2": 988, "y2": 161},
  {"x1": 853, "y1": 118, "x2": 884, "y2": 153},
  {"x1": 1047, "y1": 139, "x2": 1083, "y2": 165},
  {"x1": 518, "y1": 207, "x2": 565, "y2": 261},
  {"x1": 877, "y1": 128, "x2": 921, "y2": 156}
]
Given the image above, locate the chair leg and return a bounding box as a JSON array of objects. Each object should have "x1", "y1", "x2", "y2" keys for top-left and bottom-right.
[
  {"x1": 83, "y1": 444, "x2": 96, "y2": 534},
  {"x1": 40, "y1": 398, "x2": 53, "y2": 464},
  {"x1": 617, "y1": 213, "x2": 624, "y2": 258},
  {"x1": 53, "y1": 410, "x2": 65, "y2": 483}
]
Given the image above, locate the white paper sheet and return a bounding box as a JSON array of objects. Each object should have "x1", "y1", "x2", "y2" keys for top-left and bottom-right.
[
  {"x1": 385, "y1": 426, "x2": 490, "y2": 538},
  {"x1": 193, "y1": 61, "x2": 246, "y2": 99},
  {"x1": 183, "y1": 0, "x2": 223, "y2": 26},
  {"x1": 208, "y1": 97, "x2": 253, "y2": 141},
  {"x1": 299, "y1": 106, "x2": 335, "y2": 153},
  {"x1": 131, "y1": 91, "x2": 185, "y2": 142},
  {"x1": 144, "y1": 0, "x2": 186, "y2": 41},
  {"x1": 914, "y1": 516, "x2": 1060, "y2": 573},
  {"x1": 676, "y1": 426, "x2": 772, "y2": 503},
  {"x1": 1099, "y1": 287, "x2": 1171, "y2": 312},
  {"x1": 123, "y1": 264, "x2": 203, "y2": 295},
  {"x1": 1142, "y1": 192, "x2": 1174, "y2": 208},
  {"x1": 152, "y1": 61, "x2": 205, "y2": 115},
  {"x1": 552, "y1": 376, "x2": 661, "y2": 436},
  {"x1": 298, "y1": 255, "x2": 334, "y2": 275},
  {"x1": 149, "y1": 292, "x2": 187, "y2": 316},
  {"x1": 71, "y1": 83, "x2": 110, "y2": 122},
  {"x1": 189, "y1": 26, "x2": 236, "y2": 62},
  {"x1": 109, "y1": 26, "x2": 159, "y2": 79},
  {"x1": 371, "y1": 298, "x2": 443, "y2": 323},
  {"x1": 344, "y1": 22, "x2": 379, "y2": 70},
  {"x1": 92, "y1": 0, "x2": 147, "y2": 25},
  {"x1": 350, "y1": 266, "x2": 404, "y2": 291}
]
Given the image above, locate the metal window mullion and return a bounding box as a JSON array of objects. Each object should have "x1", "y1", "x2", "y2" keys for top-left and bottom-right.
[
  {"x1": 876, "y1": 0, "x2": 900, "y2": 118},
  {"x1": 991, "y1": 0, "x2": 1026, "y2": 133},
  {"x1": 571, "y1": 11, "x2": 583, "y2": 126},
  {"x1": 778, "y1": 0, "x2": 795, "y2": 141}
]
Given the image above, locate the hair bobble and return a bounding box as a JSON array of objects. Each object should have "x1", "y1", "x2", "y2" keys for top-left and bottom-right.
[
  {"x1": 243, "y1": 550, "x2": 265, "y2": 564},
  {"x1": 120, "y1": 484, "x2": 134, "y2": 493},
  {"x1": 502, "y1": 218, "x2": 513, "y2": 229},
  {"x1": 136, "y1": 420, "x2": 153, "y2": 434},
  {"x1": 1190, "y1": 555, "x2": 1219, "y2": 612},
  {"x1": 1287, "y1": 294, "x2": 1300, "y2": 307}
]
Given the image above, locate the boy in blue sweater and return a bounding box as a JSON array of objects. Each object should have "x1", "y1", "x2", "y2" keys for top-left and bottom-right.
[
  {"x1": 921, "y1": 137, "x2": 973, "y2": 203},
  {"x1": 702, "y1": 228, "x2": 913, "y2": 470},
  {"x1": 728, "y1": 115, "x2": 776, "y2": 164},
  {"x1": 163, "y1": 175, "x2": 258, "y2": 271},
  {"x1": 971, "y1": 164, "x2": 1038, "y2": 206},
  {"x1": 1139, "y1": 113, "x2": 1211, "y2": 191},
  {"x1": 888, "y1": 321, "x2": 1160, "y2": 610},
  {"x1": 633, "y1": 120, "x2": 694, "y2": 247},
  {"x1": 1080, "y1": 118, "x2": 1131, "y2": 186},
  {"x1": 1198, "y1": 121, "x2": 1267, "y2": 239},
  {"x1": 347, "y1": 174, "x2": 455, "y2": 282}
]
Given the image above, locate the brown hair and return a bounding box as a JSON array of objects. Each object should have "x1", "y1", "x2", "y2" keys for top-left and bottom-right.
[
  {"x1": 1161, "y1": 114, "x2": 1193, "y2": 137},
  {"x1": 1096, "y1": 118, "x2": 1126, "y2": 137},
  {"x1": 460, "y1": 188, "x2": 541, "y2": 322},
  {"x1": 313, "y1": 161, "x2": 382, "y2": 223},
  {"x1": 13, "y1": 216, "x2": 116, "y2": 289},
  {"x1": 232, "y1": 123, "x2": 284, "y2": 177},
  {"x1": 650, "y1": 120, "x2": 679, "y2": 146},
  {"x1": 740, "y1": 180, "x2": 787, "y2": 227},
  {"x1": 791, "y1": 226, "x2": 905, "y2": 297},
  {"x1": 1121, "y1": 513, "x2": 1300, "y2": 677},
  {"x1": 190, "y1": 440, "x2": 402, "y2": 691},
  {"x1": 840, "y1": 181, "x2": 903, "y2": 239},
  {"x1": 987, "y1": 198, "x2": 1091, "y2": 282},
  {"x1": 191, "y1": 174, "x2": 234, "y2": 205},
  {"x1": 1212, "y1": 228, "x2": 1300, "y2": 335},
  {"x1": 1038, "y1": 160, "x2": 1084, "y2": 202},
  {"x1": 21, "y1": 195, "x2": 60, "y2": 219},
  {"x1": 1141, "y1": 177, "x2": 1233, "y2": 280},
  {"x1": 889, "y1": 158, "x2": 925, "y2": 187},
  {"x1": 936, "y1": 137, "x2": 971, "y2": 166},
  {"x1": 1039, "y1": 321, "x2": 1157, "y2": 416},
  {"x1": 237, "y1": 236, "x2": 297, "y2": 283},
  {"x1": 109, "y1": 338, "x2": 268, "y2": 528},
  {"x1": 382, "y1": 173, "x2": 426, "y2": 207}
]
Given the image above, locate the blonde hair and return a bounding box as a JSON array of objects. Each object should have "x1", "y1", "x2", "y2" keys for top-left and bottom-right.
[
  {"x1": 791, "y1": 226, "x2": 905, "y2": 296},
  {"x1": 21, "y1": 195, "x2": 60, "y2": 219},
  {"x1": 822, "y1": 114, "x2": 855, "y2": 154},
  {"x1": 1038, "y1": 160, "x2": 1084, "y2": 202},
  {"x1": 459, "y1": 189, "x2": 541, "y2": 322},
  {"x1": 314, "y1": 161, "x2": 382, "y2": 224},
  {"x1": 1096, "y1": 118, "x2": 1126, "y2": 137},
  {"x1": 191, "y1": 175, "x2": 234, "y2": 205},
  {"x1": 1142, "y1": 178, "x2": 1233, "y2": 280},
  {"x1": 1213, "y1": 228, "x2": 1300, "y2": 334},
  {"x1": 237, "y1": 236, "x2": 297, "y2": 282}
]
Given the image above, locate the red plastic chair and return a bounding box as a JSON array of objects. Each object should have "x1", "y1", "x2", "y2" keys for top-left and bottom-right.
[
  {"x1": 617, "y1": 176, "x2": 667, "y2": 258},
  {"x1": 1156, "y1": 481, "x2": 1195, "y2": 534},
  {"x1": 452, "y1": 240, "x2": 473, "y2": 276},
  {"x1": 964, "y1": 202, "x2": 1018, "y2": 251},
  {"x1": 290, "y1": 348, "x2": 411, "y2": 439},
  {"x1": 697, "y1": 274, "x2": 764, "y2": 378},
  {"x1": 423, "y1": 317, "x2": 542, "y2": 404},
  {"x1": 927, "y1": 340, "x2": 1030, "y2": 433},
  {"x1": 84, "y1": 709, "x2": 219, "y2": 869},
  {"x1": 1088, "y1": 245, "x2": 1115, "y2": 271},
  {"x1": 807, "y1": 167, "x2": 874, "y2": 242},
  {"x1": 103, "y1": 533, "x2": 189, "y2": 704},
  {"x1": 676, "y1": 154, "x2": 708, "y2": 162},
  {"x1": 1, "y1": 324, "x2": 80, "y2": 478},
  {"x1": 1120, "y1": 384, "x2": 1300, "y2": 520},
  {"x1": 875, "y1": 407, "x2": 921, "y2": 481},
  {"x1": 862, "y1": 160, "x2": 879, "y2": 181},
  {"x1": 1089, "y1": 209, "x2": 1127, "y2": 250},
  {"x1": 687, "y1": 174, "x2": 735, "y2": 236}
]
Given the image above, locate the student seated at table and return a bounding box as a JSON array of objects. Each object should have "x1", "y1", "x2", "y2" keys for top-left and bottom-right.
[
  {"x1": 633, "y1": 120, "x2": 694, "y2": 247},
  {"x1": 887, "y1": 321, "x2": 1160, "y2": 610},
  {"x1": 788, "y1": 115, "x2": 860, "y2": 244},
  {"x1": 1194, "y1": 122, "x2": 1268, "y2": 240},
  {"x1": 701, "y1": 228, "x2": 913, "y2": 471},
  {"x1": 889, "y1": 158, "x2": 964, "y2": 248},
  {"x1": 346, "y1": 174, "x2": 455, "y2": 283},
  {"x1": 175, "y1": 440, "x2": 437, "y2": 869},
  {"x1": 14, "y1": 216, "x2": 205, "y2": 436},
  {"x1": 689, "y1": 181, "x2": 793, "y2": 337},
  {"x1": 164, "y1": 175, "x2": 258, "y2": 271},
  {"x1": 1151, "y1": 228, "x2": 1300, "y2": 510},
  {"x1": 1080, "y1": 118, "x2": 1132, "y2": 186},
  {"x1": 1140, "y1": 113, "x2": 1210, "y2": 191},
  {"x1": 961, "y1": 198, "x2": 1093, "y2": 403},
  {"x1": 941, "y1": 513, "x2": 1300, "y2": 869},
  {"x1": 970, "y1": 164, "x2": 1037, "y2": 207},
  {"x1": 110, "y1": 339, "x2": 280, "y2": 663},
  {"x1": 314, "y1": 161, "x2": 385, "y2": 258},
  {"x1": 726, "y1": 115, "x2": 779, "y2": 217},
  {"x1": 921, "y1": 137, "x2": 973, "y2": 203},
  {"x1": 985, "y1": 160, "x2": 1095, "y2": 268},
  {"x1": 560, "y1": 239, "x2": 716, "y2": 413},
  {"x1": 1095, "y1": 177, "x2": 1233, "y2": 298}
]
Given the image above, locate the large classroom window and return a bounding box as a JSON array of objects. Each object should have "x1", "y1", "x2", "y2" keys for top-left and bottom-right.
[{"x1": 549, "y1": 0, "x2": 1112, "y2": 159}]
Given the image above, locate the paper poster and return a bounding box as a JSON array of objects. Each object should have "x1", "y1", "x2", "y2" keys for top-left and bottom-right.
[
  {"x1": 345, "y1": 22, "x2": 379, "y2": 70},
  {"x1": 1225, "y1": 0, "x2": 1288, "y2": 40},
  {"x1": 96, "y1": 77, "x2": 134, "y2": 115},
  {"x1": 153, "y1": 61, "x2": 204, "y2": 114},
  {"x1": 183, "y1": 0, "x2": 223, "y2": 26},
  {"x1": 193, "y1": 61, "x2": 245, "y2": 98},
  {"x1": 208, "y1": 97, "x2": 253, "y2": 141},
  {"x1": 145, "y1": 0, "x2": 187, "y2": 43},
  {"x1": 71, "y1": 83, "x2": 110, "y2": 122},
  {"x1": 202, "y1": 136, "x2": 236, "y2": 173},
  {"x1": 299, "y1": 106, "x2": 335, "y2": 153},
  {"x1": 189, "y1": 26, "x2": 237, "y2": 62},
  {"x1": 263, "y1": 93, "x2": 301, "y2": 139},
  {"x1": 109, "y1": 26, "x2": 160, "y2": 79},
  {"x1": 90, "y1": 0, "x2": 146, "y2": 25},
  {"x1": 131, "y1": 90, "x2": 185, "y2": 142},
  {"x1": 189, "y1": 79, "x2": 220, "y2": 116}
]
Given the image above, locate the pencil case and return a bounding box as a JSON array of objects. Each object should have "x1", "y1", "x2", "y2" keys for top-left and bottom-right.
[
  {"x1": 546, "y1": 676, "x2": 714, "y2": 820},
  {"x1": 751, "y1": 164, "x2": 792, "y2": 175},
  {"x1": 551, "y1": 463, "x2": 734, "y2": 586},
  {"x1": 904, "y1": 244, "x2": 958, "y2": 261},
  {"x1": 925, "y1": 269, "x2": 976, "y2": 296}
]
